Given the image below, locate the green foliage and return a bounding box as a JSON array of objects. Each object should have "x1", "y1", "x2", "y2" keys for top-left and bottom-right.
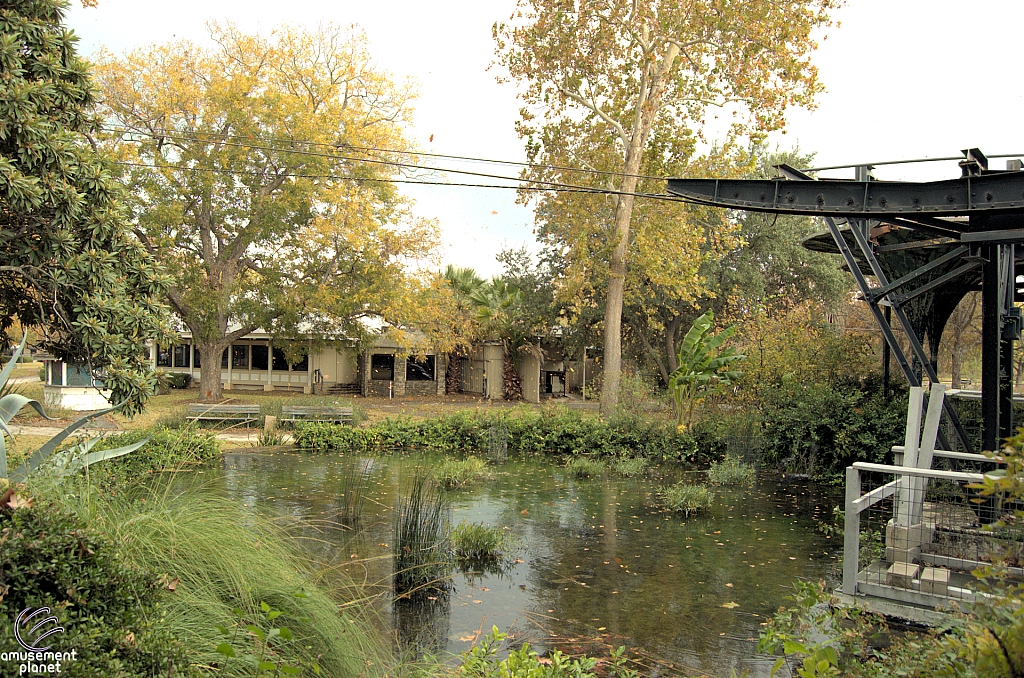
[
  {"x1": 295, "y1": 408, "x2": 704, "y2": 463},
  {"x1": 611, "y1": 456, "x2": 649, "y2": 477},
  {"x1": 759, "y1": 379, "x2": 907, "y2": 482},
  {"x1": 0, "y1": 0, "x2": 173, "y2": 415},
  {"x1": 158, "y1": 371, "x2": 192, "y2": 390},
  {"x1": 83, "y1": 427, "x2": 220, "y2": 489},
  {"x1": 451, "y1": 522, "x2": 515, "y2": 566},
  {"x1": 669, "y1": 310, "x2": 744, "y2": 428},
  {"x1": 433, "y1": 456, "x2": 488, "y2": 489},
  {"x1": 394, "y1": 474, "x2": 453, "y2": 597},
  {"x1": 0, "y1": 493, "x2": 191, "y2": 676},
  {"x1": 214, "y1": 599, "x2": 319, "y2": 677},
  {"x1": 659, "y1": 482, "x2": 714, "y2": 516},
  {"x1": 706, "y1": 455, "x2": 756, "y2": 486},
  {"x1": 458, "y1": 627, "x2": 638, "y2": 678},
  {"x1": 60, "y1": 481, "x2": 384, "y2": 677},
  {"x1": 563, "y1": 456, "x2": 606, "y2": 479}
]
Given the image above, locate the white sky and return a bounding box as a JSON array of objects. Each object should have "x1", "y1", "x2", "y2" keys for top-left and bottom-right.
[{"x1": 67, "y1": 0, "x2": 1024, "y2": 278}]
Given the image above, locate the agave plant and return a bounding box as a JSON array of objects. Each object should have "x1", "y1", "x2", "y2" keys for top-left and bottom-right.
[
  {"x1": 0, "y1": 334, "x2": 147, "y2": 482},
  {"x1": 668, "y1": 311, "x2": 745, "y2": 429}
]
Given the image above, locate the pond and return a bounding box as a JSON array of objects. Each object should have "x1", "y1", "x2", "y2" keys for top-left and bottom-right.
[{"x1": 201, "y1": 451, "x2": 839, "y2": 677}]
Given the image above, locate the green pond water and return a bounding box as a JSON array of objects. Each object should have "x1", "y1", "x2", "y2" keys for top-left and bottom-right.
[{"x1": 205, "y1": 450, "x2": 839, "y2": 677}]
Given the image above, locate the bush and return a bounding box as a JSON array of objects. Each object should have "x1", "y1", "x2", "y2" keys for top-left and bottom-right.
[
  {"x1": 84, "y1": 428, "x2": 220, "y2": 488},
  {"x1": 459, "y1": 627, "x2": 637, "y2": 678},
  {"x1": 0, "y1": 491, "x2": 190, "y2": 676},
  {"x1": 293, "y1": 408, "x2": 704, "y2": 463},
  {"x1": 433, "y1": 456, "x2": 488, "y2": 489},
  {"x1": 564, "y1": 456, "x2": 606, "y2": 479},
  {"x1": 706, "y1": 455, "x2": 756, "y2": 485},
  {"x1": 759, "y1": 379, "x2": 906, "y2": 482},
  {"x1": 451, "y1": 521, "x2": 515, "y2": 565},
  {"x1": 659, "y1": 482, "x2": 714, "y2": 516},
  {"x1": 158, "y1": 371, "x2": 192, "y2": 389}
]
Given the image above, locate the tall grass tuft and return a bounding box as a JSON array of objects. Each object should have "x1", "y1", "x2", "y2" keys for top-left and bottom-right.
[
  {"x1": 564, "y1": 456, "x2": 606, "y2": 479},
  {"x1": 706, "y1": 455, "x2": 756, "y2": 485},
  {"x1": 46, "y1": 478, "x2": 385, "y2": 677},
  {"x1": 660, "y1": 482, "x2": 714, "y2": 516},
  {"x1": 394, "y1": 474, "x2": 453, "y2": 597},
  {"x1": 612, "y1": 456, "x2": 649, "y2": 478},
  {"x1": 451, "y1": 521, "x2": 515, "y2": 566},
  {"x1": 433, "y1": 456, "x2": 488, "y2": 489},
  {"x1": 336, "y1": 460, "x2": 371, "y2": 526}
]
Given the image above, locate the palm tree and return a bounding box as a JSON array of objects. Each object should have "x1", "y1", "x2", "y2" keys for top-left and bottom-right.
[{"x1": 442, "y1": 266, "x2": 485, "y2": 395}]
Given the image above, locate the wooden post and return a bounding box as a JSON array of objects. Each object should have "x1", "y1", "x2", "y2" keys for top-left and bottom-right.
[{"x1": 843, "y1": 465, "x2": 861, "y2": 596}]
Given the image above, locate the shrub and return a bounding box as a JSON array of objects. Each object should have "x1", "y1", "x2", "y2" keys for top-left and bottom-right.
[
  {"x1": 0, "y1": 491, "x2": 190, "y2": 676},
  {"x1": 158, "y1": 371, "x2": 192, "y2": 389},
  {"x1": 433, "y1": 456, "x2": 488, "y2": 489},
  {"x1": 759, "y1": 379, "x2": 906, "y2": 481},
  {"x1": 659, "y1": 482, "x2": 714, "y2": 516},
  {"x1": 612, "y1": 456, "x2": 649, "y2": 478},
  {"x1": 84, "y1": 428, "x2": 220, "y2": 489},
  {"x1": 451, "y1": 521, "x2": 515, "y2": 565},
  {"x1": 706, "y1": 455, "x2": 756, "y2": 485},
  {"x1": 394, "y1": 475, "x2": 452, "y2": 597},
  {"x1": 564, "y1": 456, "x2": 606, "y2": 479}
]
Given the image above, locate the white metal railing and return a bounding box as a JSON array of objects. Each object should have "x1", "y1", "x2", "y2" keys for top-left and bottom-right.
[{"x1": 842, "y1": 462, "x2": 983, "y2": 596}]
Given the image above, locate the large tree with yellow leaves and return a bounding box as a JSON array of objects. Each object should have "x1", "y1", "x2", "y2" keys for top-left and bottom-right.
[
  {"x1": 94, "y1": 24, "x2": 437, "y2": 400},
  {"x1": 494, "y1": 0, "x2": 840, "y2": 413}
]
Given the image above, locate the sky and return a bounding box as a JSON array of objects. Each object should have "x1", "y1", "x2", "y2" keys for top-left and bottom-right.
[{"x1": 66, "y1": 0, "x2": 1024, "y2": 278}]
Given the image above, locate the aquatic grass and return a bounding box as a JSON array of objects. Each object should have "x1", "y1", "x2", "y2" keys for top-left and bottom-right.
[
  {"x1": 612, "y1": 456, "x2": 649, "y2": 478},
  {"x1": 43, "y1": 477, "x2": 385, "y2": 678},
  {"x1": 394, "y1": 474, "x2": 453, "y2": 597},
  {"x1": 706, "y1": 455, "x2": 757, "y2": 486},
  {"x1": 336, "y1": 460, "x2": 371, "y2": 526},
  {"x1": 433, "y1": 456, "x2": 488, "y2": 489},
  {"x1": 564, "y1": 456, "x2": 606, "y2": 479},
  {"x1": 452, "y1": 521, "x2": 515, "y2": 565},
  {"x1": 660, "y1": 482, "x2": 714, "y2": 516}
]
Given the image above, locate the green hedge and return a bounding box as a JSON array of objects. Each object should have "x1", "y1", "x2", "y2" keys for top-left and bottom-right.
[
  {"x1": 759, "y1": 380, "x2": 907, "y2": 482},
  {"x1": 294, "y1": 410, "x2": 717, "y2": 461}
]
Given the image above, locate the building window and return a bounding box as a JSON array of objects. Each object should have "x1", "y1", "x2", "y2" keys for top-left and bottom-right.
[
  {"x1": 221, "y1": 349, "x2": 229, "y2": 369},
  {"x1": 51, "y1": 361, "x2": 63, "y2": 386},
  {"x1": 66, "y1": 363, "x2": 93, "y2": 386},
  {"x1": 252, "y1": 345, "x2": 269, "y2": 371},
  {"x1": 292, "y1": 353, "x2": 308, "y2": 372},
  {"x1": 371, "y1": 354, "x2": 394, "y2": 380},
  {"x1": 231, "y1": 344, "x2": 249, "y2": 369},
  {"x1": 173, "y1": 344, "x2": 191, "y2": 368},
  {"x1": 406, "y1": 355, "x2": 435, "y2": 381},
  {"x1": 272, "y1": 347, "x2": 289, "y2": 371},
  {"x1": 156, "y1": 345, "x2": 171, "y2": 367},
  {"x1": 194, "y1": 347, "x2": 201, "y2": 368}
]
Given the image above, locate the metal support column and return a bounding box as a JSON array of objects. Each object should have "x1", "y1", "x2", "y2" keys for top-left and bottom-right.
[
  {"x1": 1000, "y1": 244, "x2": 1016, "y2": 441},
  {"x1": 982, "y1": 244, "x2": 1002, "y2": 450},
  {"x1": 883, "y1": 304, "x2": 891, "y2": 400}
]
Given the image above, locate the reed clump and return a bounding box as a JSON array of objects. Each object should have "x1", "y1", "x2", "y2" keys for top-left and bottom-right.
[
  {"x1": 451, "y1": 521, "x2": 515, "y2": 566},
  {"x1": 707, "y1": 455, "x2": 756, "y2": 486},
  {"x1": 564, "y1": 456, "x2": 606, "y2": 479},
  {"x1": 394, "y1": 474, "x2": 453, "y2": 597},
  {"x1": 433, "y1": 456, "x2": 488, "y2": 489}
]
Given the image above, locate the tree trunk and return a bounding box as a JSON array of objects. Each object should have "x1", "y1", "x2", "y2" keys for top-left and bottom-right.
[
  {"x1": 445, "y1": 351, "x2": 463, "y2": 394},
  {"x1": 197, "y1": 342, "x2": 227, "y2": 402},
  {"x1": 950, "y1": 349, "x2": 963, "y2": 390},
  {"x1": 502, "y1": 352, "x2": 522, "y2": 401},
  {"x1": 665, "y1": 315, "x2": 682, "y2": 374}
]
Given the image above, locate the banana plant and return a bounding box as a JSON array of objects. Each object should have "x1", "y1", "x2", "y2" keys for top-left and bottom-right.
[
  {"x1": 668, "y1": 311, "x2": 745, "y2": 429},
  {"x1": 0, "y1": 334, "x2": 148, "y2": 482}
]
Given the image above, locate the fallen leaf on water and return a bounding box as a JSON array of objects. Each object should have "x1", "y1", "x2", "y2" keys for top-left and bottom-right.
[
  {"x1": 472, "y1": 600, "x2": 483, "y2": 604},
  {"x1": 520, "y1": 509, "x2": 529, "y2": 515},
  {"x1": 725, "y1": 583, "x2": 733, "y2": 588},
  {"x1": 597, "y1": 627, "x2": 606, "y2": 631},
  {"x1": 458, "y1": 632, "x2": 479, "y2": 642},
  {"x1": 722, "y1": 602, "x2": 740, "y2": 609},
  {"x1": 479, "y1": 587, "x2": 490, "y2": 592}
]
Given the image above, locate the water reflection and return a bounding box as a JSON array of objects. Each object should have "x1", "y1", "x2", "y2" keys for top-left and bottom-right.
[{"x1": 204, "y1": 451, "x2": 838, "y2": 675}]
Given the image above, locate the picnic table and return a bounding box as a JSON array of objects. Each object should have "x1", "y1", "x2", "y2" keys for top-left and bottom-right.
[{"x1": 281, "y1": 405, "x2": 353, "y2": 425}]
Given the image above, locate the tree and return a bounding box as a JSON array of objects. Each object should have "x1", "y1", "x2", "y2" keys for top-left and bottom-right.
[
  {"x1": 0, "y1": 0, "x2": 173, "y2": 415},
  {"x1": 94, "y1": 23, "x2": 437, "y2": 401},
  {"x1": 494, "y1": 0, "x2": 839, "y2": 413},
  {"x1": 943, "y1": 292, "x2": 981, "y2": 388}
]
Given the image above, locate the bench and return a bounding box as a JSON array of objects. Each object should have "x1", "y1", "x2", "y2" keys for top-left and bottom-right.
[
  {"x1": 281, "y1": 405, "x2": 353, "y2": 425},
  {"x1": 186, "y1": 404, "x2": 261, "y2": 426}
]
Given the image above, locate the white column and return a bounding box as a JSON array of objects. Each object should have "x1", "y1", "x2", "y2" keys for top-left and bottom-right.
[
  {"x1": 264, "y1": 340, "x2": 274, "y2": 391},
  {"x1": 226, "y1": 344, "x2": 233, "y2": 391}
]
